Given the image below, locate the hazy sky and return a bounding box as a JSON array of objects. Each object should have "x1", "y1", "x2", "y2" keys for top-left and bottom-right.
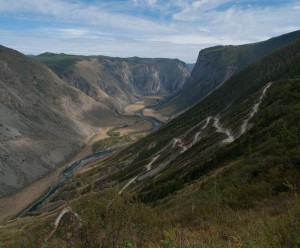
[{"x1": 0, "y1": 0, "x2": 300, "y2": 62}]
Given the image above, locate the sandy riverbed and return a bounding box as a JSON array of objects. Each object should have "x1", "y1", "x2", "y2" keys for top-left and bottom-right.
[{"x1": 0, "y1": 128, "x2": 110, "y2": 223}]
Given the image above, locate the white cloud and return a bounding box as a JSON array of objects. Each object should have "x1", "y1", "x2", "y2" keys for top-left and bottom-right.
[
  {"x1": 0, "y1": 28, "x2": 201, "y2": 62},
  {"x1": 173, "y1": 0, "x2": 229, "y2": 21},
  {"x1": 46, "y1": 28, "x2": 113, "y2": 40},
  {"x1": 147, "y1": 0, "x2": 157, "y2": 6},
  {"x1": 148, "y1": 34, "x2": 249, "y2": 45},
  {"x1": 0, "y1": 0, "x2": 299, "y2": 62},
  {"x1": 0, "y1": 0, "x2": 175, "y2": 34}
]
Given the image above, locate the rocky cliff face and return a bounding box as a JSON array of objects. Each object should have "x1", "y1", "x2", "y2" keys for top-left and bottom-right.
[
  {"x1": 128, "y1": 59, "x2": 189, "y2": 94},
  {"x1": 35, "y1": 55, "x2": 190, "y2": 111},
  {"x1": 75, "y1": 38, "x2": 300, "y2": 209},
  {"x1": 158, "y1": 30, "x2": 300, "y2": 115},
  {"x1": 0, "y1": 46, "x2": 126, "y2": 196}
]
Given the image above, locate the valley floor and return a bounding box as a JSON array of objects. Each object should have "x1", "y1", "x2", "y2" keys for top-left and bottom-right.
[
  {"x1": 0, "y1": 96, "x2": 166, "y2": 224},
  {"x1": 124, "y1": 95, "x2": 170, "y2": 122},
  {"x1": 0, "y1": 128, "x2": 109, "y2": 223}
]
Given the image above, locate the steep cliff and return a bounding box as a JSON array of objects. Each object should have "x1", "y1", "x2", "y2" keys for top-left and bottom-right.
[
  {"x1": 158, "y1": 29, "x2": 300, "y2": 115},
  {"x1": 7, "y1": 37, "x2": 300, "y2": 247},
  {"x1": 0, "y1": 45, "x2": 127, "y2": 196},
  {"x1": 35, "y1": 54, "x2": 190, "y2": 111}
]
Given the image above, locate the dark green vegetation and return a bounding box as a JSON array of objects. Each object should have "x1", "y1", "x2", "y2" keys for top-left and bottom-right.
[
  {"x1": 33, "y1": 52, "x2": 89, "y2": 77},
  {"x1": 92, "y1": 131, "x2": 131, "y2": 152},
  {"x1": 159, "y1": 29, "x2": 300, "y2": 115},
  {"x1": 140, "y1": 78, "x2": 300, "y2": 203},
  {"x1": 1, "y1": 32, "x2": 300, "y2": 247},
  {"x1": 3, "y1": 80, "x2": 300, "y2": 247},
  {"x1": 92, "y1": 131, "x2": 144, "y2": 152}
]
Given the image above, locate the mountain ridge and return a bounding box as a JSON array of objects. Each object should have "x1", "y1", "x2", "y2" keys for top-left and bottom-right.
[
  {"x1": 27, "y1": 35, "x2": 300, "y2": 213},
  {"x1": 34, "y1": 53, "x2": 191, "y2": 112},
  {"x1": 1, "y1": 32, "x2": 300, "y2": 247},
  {"x1": 0, "y1": 45, "x2": 133, "y2": 197},
  {"x1": 157, "y1": 29, "x2": 300, "y2": 116}
]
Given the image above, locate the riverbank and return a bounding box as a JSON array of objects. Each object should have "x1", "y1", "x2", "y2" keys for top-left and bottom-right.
[
  {"x1": 0, "y1": 97, "x2": 164, "y2": 223},
  {"x1": 0, "y1": 128, "x2": 110, "y2": 223},
  {"x1": 21, "y1": 149, "x2": 116, "y2": 215}
]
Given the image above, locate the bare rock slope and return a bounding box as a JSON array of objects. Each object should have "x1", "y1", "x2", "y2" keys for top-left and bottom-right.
[
  {"x1": 0, "y1": 45, "x2": 125, "y2": 196},
  {"x1": 35, "y1": 54, "x2": 190, "y2": 111}
]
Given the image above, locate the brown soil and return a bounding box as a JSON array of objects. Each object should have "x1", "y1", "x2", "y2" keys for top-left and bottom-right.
[
  {"x1": 118, "y1": 120, "x2": 152, "y2": 135},
  {"x1": 124, "y1": 101, "x2": 145, "y2": 115},
  {"x1": 0, "y1": 96, "x2": 166, "y2": 224},
  {"x1": 0, "y1": 168, "x2": 61, "y2": 223},
  {"x1": 143, "y1": 108, "x2": 169, "y2": 122},
  {"x1": 0, "y1": 128, "x2": 110, "y2": 224}
]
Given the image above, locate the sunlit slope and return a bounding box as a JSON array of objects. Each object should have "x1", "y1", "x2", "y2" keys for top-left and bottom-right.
[
  {"x1": 1, "y1": 37, "x2": 300, "y2": 248},
  {"x1": 0, "y1": 45, "x2": 126, "y2": 196},
  {"x1": 34, "y1": 54, "x2": 190, "y2": 111},
  {"x1": 72, "y1": 39, "x2": 300, "y2": 197},
  {"x1": 1, "y1": 79, "x2": 299, "y2": 247}
]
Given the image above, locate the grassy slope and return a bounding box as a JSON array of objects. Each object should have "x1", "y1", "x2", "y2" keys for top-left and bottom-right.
[
  {"x1": 159, "y1": 29, "x2": 300, "y2": 115},
  {"x1": 1, "y1": 41, "x2": 300, "y2": 247},
  {"x1": 32, "y1": 53, "x2": 90, "y2": 77},
  {"x1": 41, "y1": 39, "x2": 300, "y2": 206},
  {"x1": 2, "y1": 78, "x2": 299, "y2": 248},
  {"x1": 72, "y1": 50, "x2": 299, "y2": 246},
  {"x1": 86, "y1": 38, "x2": 300, "y2": 175}
]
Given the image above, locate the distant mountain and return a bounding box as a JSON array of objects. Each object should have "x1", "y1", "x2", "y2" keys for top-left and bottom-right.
[
  {"x1": 186, "y1": 63, "x2": 195, "y2": 71},
  {"x1": 74, "y1": 36, "x2": 300, "y2": 198},
  {"x1": 158, "y1": 29, "x2": 300, "y2": 116},
  {"x1": 2, "y1": 35, "x2": 300, "y2": 247},
  {"x1": 0, "y1": 45, "x2": 127, "y2": 196},
  {"x1": 8, "y1": 35, "x2": 300, "y2": 247},
  {"x1": 34, "y1": 54, "x2": 190, "y2": 111}
]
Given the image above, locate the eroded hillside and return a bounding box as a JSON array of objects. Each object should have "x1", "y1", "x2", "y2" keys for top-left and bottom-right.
[
  {"x1": 158, "y1": 29, "x2": 300, "y2": 116},
  {"x1": 35, "y1": 54, "x2": 190, "y2": 112},
  {"x1": 0, "y1": 45, "x2": 131, "y2": 197},
  {"x1": 2, "y1": 37, "x2": 299, "y2": 247}
]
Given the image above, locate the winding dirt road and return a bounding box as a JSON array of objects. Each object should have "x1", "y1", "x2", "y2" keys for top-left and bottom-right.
[
  {"x1": 46, "y1": 83, "x2": 274, "y2": 242},
  {"x1": 212, "y1": 117, "x2": 235, "y2": 143},
  {"x1": 240, "y1": 82, "x2": 272, "y2": 134}
]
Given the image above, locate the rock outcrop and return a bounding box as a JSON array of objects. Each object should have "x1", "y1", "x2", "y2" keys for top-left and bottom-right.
[
  {"x1": 157, "y1": 30, "x2": 300, "y2": 115},
  {"x1": 0, "y1": 45, "x2": 126, "y2": 196},
  {"x1": 35, "y1": 55, "x2": 190, "y2": 111}
]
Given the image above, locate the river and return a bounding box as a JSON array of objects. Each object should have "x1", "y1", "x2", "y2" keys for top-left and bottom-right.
[
  {"x1": 135, "y1": 108, "x2": 162, "y2": 132},
  {"x1": 22, "y1": 111, "x2": 162, "y2": 215},
  {"x1": 23, "y1": 149, "x2": 115, "y2": 214}
]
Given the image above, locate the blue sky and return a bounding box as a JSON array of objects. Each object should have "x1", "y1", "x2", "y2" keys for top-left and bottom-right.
[{"x1": 0, "y1": 0, "x2": 300, "y2": 62}]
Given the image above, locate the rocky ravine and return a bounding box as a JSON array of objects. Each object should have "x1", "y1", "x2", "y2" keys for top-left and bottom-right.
[
  {"x1": 35, "y1": 54, "x2": 191, "y2": 112},
  {"x1": 157, "y1": 29, "x2": 300, "y2": 115},
  {"x1": 0, "y1": 45, "x2": 129, "y2": 197}
]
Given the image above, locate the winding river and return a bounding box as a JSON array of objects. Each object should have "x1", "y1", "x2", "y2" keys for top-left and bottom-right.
[
  {"x1": 23, "y1": 149, "x2": 115, "y2": 214},
  {"x1": 22, "y1": 110, "x2": 162, "y2": 215},
  {"x1": 135, "y1": 108, "x2": 162, "y2": 132}
]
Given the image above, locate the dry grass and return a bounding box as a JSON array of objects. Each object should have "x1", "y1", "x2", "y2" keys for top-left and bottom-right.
[
  {"x1": 2, "y1": 190, "x2": 298, "y2": 247},
  {"x1": 0, "y1": 169, "x2": 61, "y2": 223},
  {"x1": 124, "y1": 101, "x2": 145, "y2": 115},
  {"x1": 143, "y1": 108, "x2": 169, "y2": 122},
  {"x1": 0, "y1": 127, "x2": 111, "y2": 224}
]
